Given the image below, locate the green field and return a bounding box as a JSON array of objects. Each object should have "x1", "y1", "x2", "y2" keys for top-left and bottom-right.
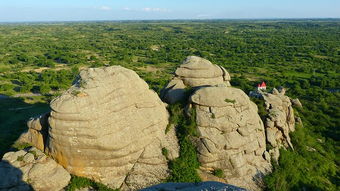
[{"x1": 0, "y1": 20, "x2": 339, "y2": 190}]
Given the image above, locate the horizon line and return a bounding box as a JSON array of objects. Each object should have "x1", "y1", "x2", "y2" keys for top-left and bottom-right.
[{"x1": 0, "y1": 17, "x2": 340, "y2": 24}]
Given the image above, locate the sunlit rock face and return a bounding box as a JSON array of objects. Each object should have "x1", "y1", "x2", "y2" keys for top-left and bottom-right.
[
  {"x1": 161, "y1": 56, "x2": 231, "y2": 104},
  {"x1": 161, "y1": 56, "x2": 273, "y2": 190},
  {"x1": 23, "y1": 66, "x2": 179, "y2": 190},
  {"x1": 261, "y1": 88, "x2": 296, "y2": 162},
  {"x1": 190, "y1": 86, "x2": 271, "y2": 191}
]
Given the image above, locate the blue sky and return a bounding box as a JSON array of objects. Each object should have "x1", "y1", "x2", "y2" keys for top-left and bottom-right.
[{"x1": 0, "y1": 0, "x2": 339, "y2": 22}]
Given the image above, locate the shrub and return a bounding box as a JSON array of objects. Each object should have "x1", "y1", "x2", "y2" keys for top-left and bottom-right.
[
  {"x1": 251, "y1": 97, "x2": 268, "y2": 122},
  {"x1": 166, "y1": 103, "x2": 201, "y2": 183},
  {"x1": 66, "y1": 175, "x2": 119, "y2": 191},
  {"x1": 162, "y1": 147, "x2": 169, "y2": 159},
  {"x1": 212, "y1": 169, "x2": 224, "y2": 178},
  {"x1": 225, "y1": 98, "x2": 236, "y2": 104},
  {"x1": 17, "y1": 155, "x2": 24, "y2": 161}
]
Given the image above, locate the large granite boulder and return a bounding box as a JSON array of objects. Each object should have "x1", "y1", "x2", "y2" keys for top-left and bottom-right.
[
  {"x1": 161, "y1": 56, "x2": 231, "y2": 104},
  {"x1": 261, "y1": 88, "x2": 295, "y2": 161},
  {"x1": 20, "y1": 66, "x2": 179, "y2": 190},
  {"x1": 190, "y1": 85, "x2": 271, "y2": 191},
  {"x1": 0, "y1": 147, "x2": 70, "y2": 191}
]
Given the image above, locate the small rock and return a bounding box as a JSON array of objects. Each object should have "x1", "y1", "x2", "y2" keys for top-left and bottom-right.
[
  {"x1": 0, "y1": 148, "x2": 70, "y2": 191},
  {"x1": 291, "y1": 98, "x2": 303, "y2": 108}
]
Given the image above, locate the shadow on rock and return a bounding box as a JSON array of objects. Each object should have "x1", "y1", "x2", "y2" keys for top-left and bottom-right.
[
  {"x1": 0, "y1": 97, "x2": 49, "y2": 158},
  {"x1": 0, "y1": 160, "x2": 33, "y2": 191}
]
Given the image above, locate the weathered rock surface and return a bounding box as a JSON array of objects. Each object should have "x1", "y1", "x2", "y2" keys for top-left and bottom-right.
[
  {"x1": 261, "y1": 88, "x2": 296, "y2": 161},
  {"x1": 291, "y1": 98, "x2": 302, "y2": 108},
  {"x1": 21, "y1": 66, "x2": 179, "y2": 190},
  {"x1": 0, "y1": 147, "x2": 70, "y2": 191},
  {"x1": 161, "y1": 56, "x2": 231, "y2": 104},
  {"x1": 141, "y1": 181, "x2": 246, "y2": 191},
  {"x1": 19, "y1": 113, "x2": 49, "y2": 152},
  {"x1": 190, "y1": 85, "x2": 271, "y2": 191}
]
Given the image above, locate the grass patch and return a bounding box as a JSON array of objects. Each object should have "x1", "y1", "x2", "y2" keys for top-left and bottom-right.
[
  {"x1": 28, "y1": 150, "x2": 38, "y2": 159},
  {"x1": 12, "y1": 142, "x2": 32, "y2": 150},
  {"x1": 162, "y1": 147, "x2": 169, "y2": 159},
  {"x1": 17, "y1": 155, "x2": 24, "y2": 161},
  {"x1": 66, "y1": 175, "x2": 119, "y2": 191},
  {"x1": 264, "y1": 125, "x2": 338, "y2": 191},
  {"x1": 224, "y1": 98, "x2": 236, "y2": 104},
  {"x1": 251, "y1": 97, "x2": 268, "y2": 122},
  {"x1": 0, "y1": 98, "x2": 49, "y2": 158},
  {"x1": 212, "y1": 169, "x2": 224, "y2": 178},
  {"x1": 166, "y1": 103, "x2": 201, "y2": 183},
  {"x1": 71, "y1": 90, "x2": 81, "y2": 96}
]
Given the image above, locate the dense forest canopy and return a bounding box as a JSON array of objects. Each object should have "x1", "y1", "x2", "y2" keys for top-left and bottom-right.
[{"x1": 0, "y1": 20, "x2": 339, "y2": 190}]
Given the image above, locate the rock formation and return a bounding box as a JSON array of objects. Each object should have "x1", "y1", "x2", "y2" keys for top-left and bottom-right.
[
  {"x1": 20, "y1": 66, "x2": 179, "y2": 190},
  {"x1": 0, "y1": 147, "x2": 70, "y2": 191},
  {"x1": 14, "y1": 56, "x2": 299, "y2": 190},
  {"x1": 189, "y1": 85, "x2": 271, "y2": 190},
  {"x1": 159, "y1": 56, "x2": 279, "y2": 190},
  {"x1": 20, "y1": 113, "x2": 49, "y2": 152},
  {"x1": 260, "y1": 88, "x2": 296, "y2": 161},
  {"x1": 161, "y1": 56, "x2": 231, "y2": 104}
]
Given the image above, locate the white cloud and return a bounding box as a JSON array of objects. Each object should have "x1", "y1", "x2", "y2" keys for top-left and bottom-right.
[
  {"x1": 122, "y1": 7, "x2": 170, "y2": 13},
  {"x1": 142, "y1": 8, "x2": 169, "y2": 12},
  {"x1": 99, "y1": 6, "x2": 112, "y2": 11},
  {"x1": 122, "y1": 7, "x2": 131, "y2": 11},
  {"x1": 196, "y1": 14, "x2": 211, "y2": 18}
]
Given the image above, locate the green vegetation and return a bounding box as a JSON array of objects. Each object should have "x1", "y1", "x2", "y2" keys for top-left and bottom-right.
[
  {"x1": 162, "y1": 147, "x2": 169, "y2": 159},
  {"x1": 66, "y1": 176, "x2": 119, "y2": 191},
  {"x1": 0, "y1": 98, "x2": 49, "y2": 158},
  {"x1": 12, "y1": 142, "x2": 32, "y2": 151},
  {"x1": 28, "y1": 150, "x2": 38, "y2": 159},
  {"x1": 265, "y1": 125, "x2": 338, "y2": 190},
  {"x1": 251, "y1": 97, "x2": 269, "y2": 122},
  {"x1": 166, "y1": 103, "x2": 201, "y2": 183},
  {"x1": 240, "y1": 76, "x2": 339, "y2": 191},
  {"x1": 0, "y1": 20, "x2": 339, "y2": 190},
  {"x1": 212, "y1": 169, "x2": 225, "y2": 178},
  {"x1": 224, "y1": 98, "x2": 236, "y2": 104},
  {"x1": 17, "y1": 155, "x2": 24, "y2": 161}
]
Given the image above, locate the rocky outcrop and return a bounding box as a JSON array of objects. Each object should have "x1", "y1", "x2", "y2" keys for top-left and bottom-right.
[
  {"x1": 14, "y1": 55, "x2": 298, "y2": 190},
  {"x1": 190, "y1": 85, "x2": 271, "y2": 190},
  {"x1": 141, "y1": 181, "x2": 246, "y2": 191},
  {"x1": 0, "y1": 147, "x2": 70, "y2": 191},
  {"x1": 19, "y1": 113, "x2": 49, "y2": 152},
  {"x1": 291, "y1": 98, "x2": 302, "y2": 108},
  {"x1": 161, "y1": 56, "x2": 231, "y2": 104},
  {"x1": 21, "y1": 66, "x2": 179, "y2": 190},
  {"x1": 261, "y1": 88, "x2": 296, "y2": 161}
]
